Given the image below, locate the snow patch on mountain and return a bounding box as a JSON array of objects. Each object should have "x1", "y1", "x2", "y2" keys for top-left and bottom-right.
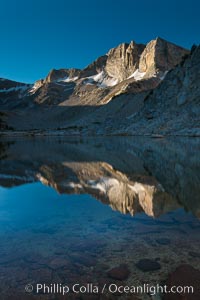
[
  {"x1": 159, "y1": 71, "x2": 168, "y2": 80},
  {"x1": 87, "y1": 177, "x2": 120, "y2": 193},
  {"x1": 66, "y1": 182, "x2": 83, "y2": 189},
  {"x1": 0, "y1": 85, "x2": 29, "y2": 93},
  {"x1": 29, "y1": 82, "x2": 41, "y2": 94},
  {"x1": 0, "y1": 173, "x2": 35, "y2": 181},
  {"x1": 57, "y1": 76, "x2": 79, "y2": 83},
  {"x1": 84, "y1": 71, "x2": 118, "y2": 87},
  {"x1": 128, "y1": 69, "x2": 146, "y2": 80}
]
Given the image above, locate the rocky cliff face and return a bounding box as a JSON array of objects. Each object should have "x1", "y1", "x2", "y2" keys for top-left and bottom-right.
[
  {"x1": 44, "y1": 68, "x2": 81, "y2": 83},
  {"x1": 0, "y1": 78, "x2": 31, "y2": 109},
  {"x1": 79, "y1": 55, "x2": 108, "y2": 78},
  {"x1": 37, "y1": 38, "x2": 187, "y2": 88},
  {"x1": 0, "y1": 37, "x2": 194, "y2": 135},
  {"x1": 105, "y1": 41, "x2": 145, "y2": 81},
  {"x1": 139, "y1": 37, "x2": 188, "y2": 78},
  {"x1": 119, "y1": 45, "x2": 200, "y2": 136},
  {"x1": 64, "y1": 42, "x2": 198, "y2": 137},
  {"x1": 105, "y1": 38, "x2": 188, "y2": 82},
  {"x1": 1, "y1": 37, "x2": 188, "y2": 106}
]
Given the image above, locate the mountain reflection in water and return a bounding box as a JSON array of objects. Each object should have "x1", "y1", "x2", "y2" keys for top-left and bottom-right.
[
  {"x1": 1, "y1": 137, "x2": 200, "y2": 218},
  {"x1": 0, "y1": 137, "x2": 200, "y2": 300}
]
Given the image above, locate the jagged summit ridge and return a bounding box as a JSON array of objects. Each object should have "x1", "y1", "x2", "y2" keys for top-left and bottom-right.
[
  {"x1": 0, "y1": 36, "x2": 194, "y2": 136},
  {"x1": 40, "y1": 37, "x2": 188, "y2": 86}
]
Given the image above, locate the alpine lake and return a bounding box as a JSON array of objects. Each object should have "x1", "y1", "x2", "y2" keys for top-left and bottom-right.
[{"x1": 0, "y1": 136, "x2": 199, "y2": 300}]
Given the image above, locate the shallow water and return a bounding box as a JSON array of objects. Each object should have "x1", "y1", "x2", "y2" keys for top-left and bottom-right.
[{"x1": 0, "y1": 137, "x2": 200, "y2": 299}]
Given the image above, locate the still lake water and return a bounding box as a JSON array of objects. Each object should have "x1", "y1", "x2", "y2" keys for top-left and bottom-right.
[{"x1": 0, "y1": 137, "x2": 200, "y2": 300}]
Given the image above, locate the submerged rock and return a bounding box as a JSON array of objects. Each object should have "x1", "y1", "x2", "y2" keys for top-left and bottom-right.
[
  {"x1": 70, "y1": 253, "x2": 97, "y2": 267},
  {"x1": 163, "y1": 264, "x2": 200, "y2": 299},
  {"x1": 107, "y1": 264, "x2": 130, "y2": 280},
  {"x1": 188, "y1": 251, "x2": 200, "y2": 258},
  {"x1": 156, "y1": 238, "x2": 171, "y2": 245},
  {"x1": 135, "y1": 259, "x2": 161, "y2": 272}
]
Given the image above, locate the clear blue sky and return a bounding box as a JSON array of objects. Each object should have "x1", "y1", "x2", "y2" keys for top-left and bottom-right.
[{"x1": 0, "y1": 0, "x2": 199, "y2": 83}]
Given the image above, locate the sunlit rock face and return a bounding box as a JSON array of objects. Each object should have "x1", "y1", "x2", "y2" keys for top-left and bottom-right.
[
  {"x1": 44, "y1": 68, "x2": 81, "y2": 83},
  {"x1": 105, "y1": 41, "x2": 145, "y2": 81},
  {"x1": 0, "y1": 37, "x2": 188, "y2": 119},
  {"x1": 79, "y1": 55, "x2": 108, "y2": 78},
  {"x1": 105, "y1": 38, "x2": 188, "y2": 82},
  {"x1": 121, "y1": 45, "x2": 200, "y2": 136},
  {"x1": 139, "y1": 37, "x2": 189, "y2": 78},
  {"x1": 1, "y1": 39, "x2": 197, "y2": 138}
]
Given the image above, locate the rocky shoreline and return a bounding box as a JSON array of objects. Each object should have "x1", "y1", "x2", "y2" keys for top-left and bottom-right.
[{"x1": 1, "y1": 130, "x2": 200, "y2": 137}]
